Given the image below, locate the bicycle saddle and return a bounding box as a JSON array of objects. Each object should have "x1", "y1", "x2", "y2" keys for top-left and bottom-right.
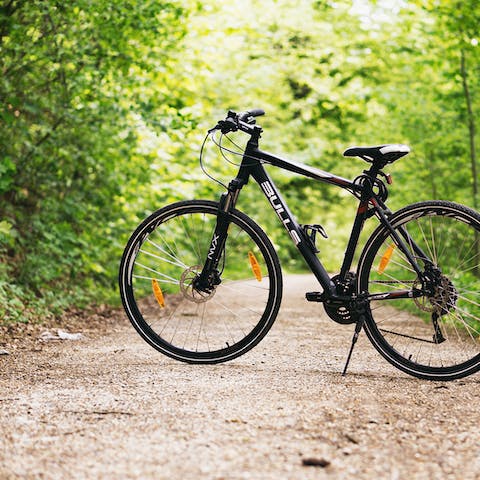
[{"x1": 343, "y1": 144, "x2": 410, "y2": 164}]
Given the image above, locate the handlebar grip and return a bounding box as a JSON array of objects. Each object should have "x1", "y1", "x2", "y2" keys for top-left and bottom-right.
[
  {"x1": 247, "y1": 108, "x2": 265, "y2": 118},
  {"x1": 238, "y1": 109, "x2": 265, "y2": 122}
]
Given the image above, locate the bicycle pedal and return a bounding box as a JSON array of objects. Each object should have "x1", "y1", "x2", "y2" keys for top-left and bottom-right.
[{"x1": 306, "y1": 291, "x2": 326, "y2": 302}]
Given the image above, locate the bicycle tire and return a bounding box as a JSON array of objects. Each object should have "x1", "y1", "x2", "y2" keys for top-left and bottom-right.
[
  {"x1": 119, "y1": 200, "x2": 283, "y2": 363},
  {"x1": 358, "y1": 201, "x2": 480, "y2": 380}
]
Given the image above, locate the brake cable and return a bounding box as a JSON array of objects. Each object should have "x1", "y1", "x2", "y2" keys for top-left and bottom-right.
[{"x1": 199, "y1": 131, "x2": 228, "y2": 190}]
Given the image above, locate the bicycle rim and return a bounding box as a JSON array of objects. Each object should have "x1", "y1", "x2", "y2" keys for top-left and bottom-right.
[
  {"x1": 359, "y1": 201, "x2": 480, "y2": 380},
  {"x1": 119, "y1": 200, "x2": 282, "y2": 363}
]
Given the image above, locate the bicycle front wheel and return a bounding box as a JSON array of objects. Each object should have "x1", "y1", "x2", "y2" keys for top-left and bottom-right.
[
  {"x1": 119, "y1": 200, "x2": 282, "y2": 363},
  {"x1": 358, "y1": 201, "x2": 480, "y2": 380}
]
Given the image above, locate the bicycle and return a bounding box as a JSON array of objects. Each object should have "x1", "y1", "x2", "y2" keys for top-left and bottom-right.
[{"x1": 119, "y1": 109, "x2": 480, "y2": 381}]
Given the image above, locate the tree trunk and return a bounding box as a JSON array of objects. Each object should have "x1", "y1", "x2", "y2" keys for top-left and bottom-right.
[
  {"x1": 460, "y1": 49, "x2": 479, "y2": 276},
  {"x1": 460, "y1": 49, "x2": 479, "y2": 210}
]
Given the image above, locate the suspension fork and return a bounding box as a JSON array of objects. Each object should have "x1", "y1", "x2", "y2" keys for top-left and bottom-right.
[{"x1": 194, "y1": 183, "x2": 242, "y2": 292}]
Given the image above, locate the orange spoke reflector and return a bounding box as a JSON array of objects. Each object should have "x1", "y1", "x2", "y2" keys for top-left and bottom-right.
[
  {"x1": 151, "y1": 279, "x2": 165, "y2": 307},
  {"x1": 248, "y1": 251, "x2": 262, "y2": 282},
  {"x1": 378, "y1": 243, "x2": 396, "y2": 274}
]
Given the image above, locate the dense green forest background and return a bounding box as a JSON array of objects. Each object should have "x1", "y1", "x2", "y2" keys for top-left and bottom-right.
[{"x1": 0, "y1": 0, "x2": 478, "y2": 323}]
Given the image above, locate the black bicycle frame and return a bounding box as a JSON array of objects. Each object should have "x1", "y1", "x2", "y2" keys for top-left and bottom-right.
[{"x1": 200, "y1": 128, "x2": 428, "y2": 300}]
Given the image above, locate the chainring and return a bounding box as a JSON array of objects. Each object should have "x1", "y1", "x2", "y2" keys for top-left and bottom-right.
[{"x1": 323, "y1": 272, "x2": 358, "y2": 325}]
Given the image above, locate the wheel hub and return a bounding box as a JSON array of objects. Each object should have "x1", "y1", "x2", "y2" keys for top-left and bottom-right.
[
  {"x1": 414, "y1": 273, "x2": 458, "y2": 316},
  {"x1": 180, "y1": 265, "x2": 216, "y2": 303}
]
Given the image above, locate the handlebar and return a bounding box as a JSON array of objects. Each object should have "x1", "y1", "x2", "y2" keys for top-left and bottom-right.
[{"x1": 209, "y1": 109, "x2": 265, "y2": 135}]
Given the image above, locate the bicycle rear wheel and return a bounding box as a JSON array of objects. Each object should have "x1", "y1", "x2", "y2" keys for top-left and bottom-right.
[
  {"x1": 119, "y1": 200, "x2": 282, "y2": 363},
  {"x1": 358, "y1": 201, "x2": 480, "y2": 380}
]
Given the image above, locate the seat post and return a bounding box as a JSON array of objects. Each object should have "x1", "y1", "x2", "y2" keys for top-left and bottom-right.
[{"x1": 364, "y1": 162, "x2": 382, "y2": 180}]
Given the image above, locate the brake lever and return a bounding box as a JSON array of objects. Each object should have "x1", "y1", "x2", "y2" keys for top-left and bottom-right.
[
  {"x1": 208, "y1": 118, "x2": 238, "y2": 134},
  {"x1": 208, "y1": 109, "x2": 262, "y2": 134}
]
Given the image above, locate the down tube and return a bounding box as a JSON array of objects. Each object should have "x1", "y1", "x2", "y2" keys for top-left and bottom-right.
[{"x1": 251, "y1": 164, "x2": 336, "y2": 295}]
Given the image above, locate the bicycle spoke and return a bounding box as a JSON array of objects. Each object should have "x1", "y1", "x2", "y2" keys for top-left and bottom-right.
[
  {"x1": 455, "y1": 293, "x2": 480, "y2": 311},
  {"x1": 151, "y1": 227, "x2": 190, "y2": 269},
  {"x1": 429, "y1": 216, "x2": 437, "y2": 265},
  {"x1": 213, "y1": 295, "x2": 266, "y2": 319},
  {"x1": 220, "y1": 279, "x2": 271, "y2": 292},
  {"x1": 133, "y1": 274, "x2": 179, "y2": 285},
  {"x1": 448, "y1": 306, "x2": 480, "y2": 336},
  {"x1": 210, "y1": 299, "x2": 250, "y2": 336},
  {"x1": 134, "y1": 262, "x2": 180, "y2": 284},
  {"x1": 453, "y1": 250, "x2": 480, "y2": 277},
  {"x1": 179, "y1": 214, "x2": 202, "y2": 263},
  {"x1": 388, "y1": 257, "x2": 416, "y2": 274},
  {"x1": 415, "y1": 218, "x2": 436, "y2": 265},
  {"x1": 145, "y1": 239, "x2": 190, "y2": 269},
  {"x1": 139, "y1": 248, "x2": 186, "y2": 269},
  {"x1": 196, "y1": 302, "x2": 210, "y2": 352}
]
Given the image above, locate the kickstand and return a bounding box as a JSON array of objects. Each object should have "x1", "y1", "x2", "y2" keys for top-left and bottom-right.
[{"x1": 342, "y1": 313, "x2": 366, "y2": 376}]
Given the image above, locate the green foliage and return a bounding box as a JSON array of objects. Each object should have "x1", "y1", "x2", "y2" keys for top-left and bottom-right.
[
  {"x1": 0, "y1": 0, "x2": 478, "y2": 323},
  {"x1": 0, "y1": 0, "x2": 194, "y2": 321}
]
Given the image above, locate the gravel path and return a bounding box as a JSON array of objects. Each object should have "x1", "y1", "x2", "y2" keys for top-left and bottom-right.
[{"x1": 1, "y1": 275, "x2": 479, "y2": 479}]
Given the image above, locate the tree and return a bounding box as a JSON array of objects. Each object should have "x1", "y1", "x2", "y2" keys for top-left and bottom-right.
[{"x1": 0, "y1": 0, "x2": 191, "y2": 319}]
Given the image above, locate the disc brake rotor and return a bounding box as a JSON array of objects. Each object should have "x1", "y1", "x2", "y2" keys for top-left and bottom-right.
[
  {"x1": 180, "y1": 265, "x2": 216, "y2": 303},
  {"x1": 413, "y1": 276, "x2": 457, "y2": 315},
  {"x1": 413, "y1": 278, "x2": 434, "y2": 313}
]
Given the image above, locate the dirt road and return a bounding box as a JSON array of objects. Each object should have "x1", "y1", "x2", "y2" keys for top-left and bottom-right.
[{"x1": 1, "y1": 275, "x2": 479, "y2": 479}]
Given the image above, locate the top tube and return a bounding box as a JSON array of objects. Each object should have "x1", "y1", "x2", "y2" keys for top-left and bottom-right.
[{"x1": 252, "y1": 147, "x2": 362, "y2": 193}]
